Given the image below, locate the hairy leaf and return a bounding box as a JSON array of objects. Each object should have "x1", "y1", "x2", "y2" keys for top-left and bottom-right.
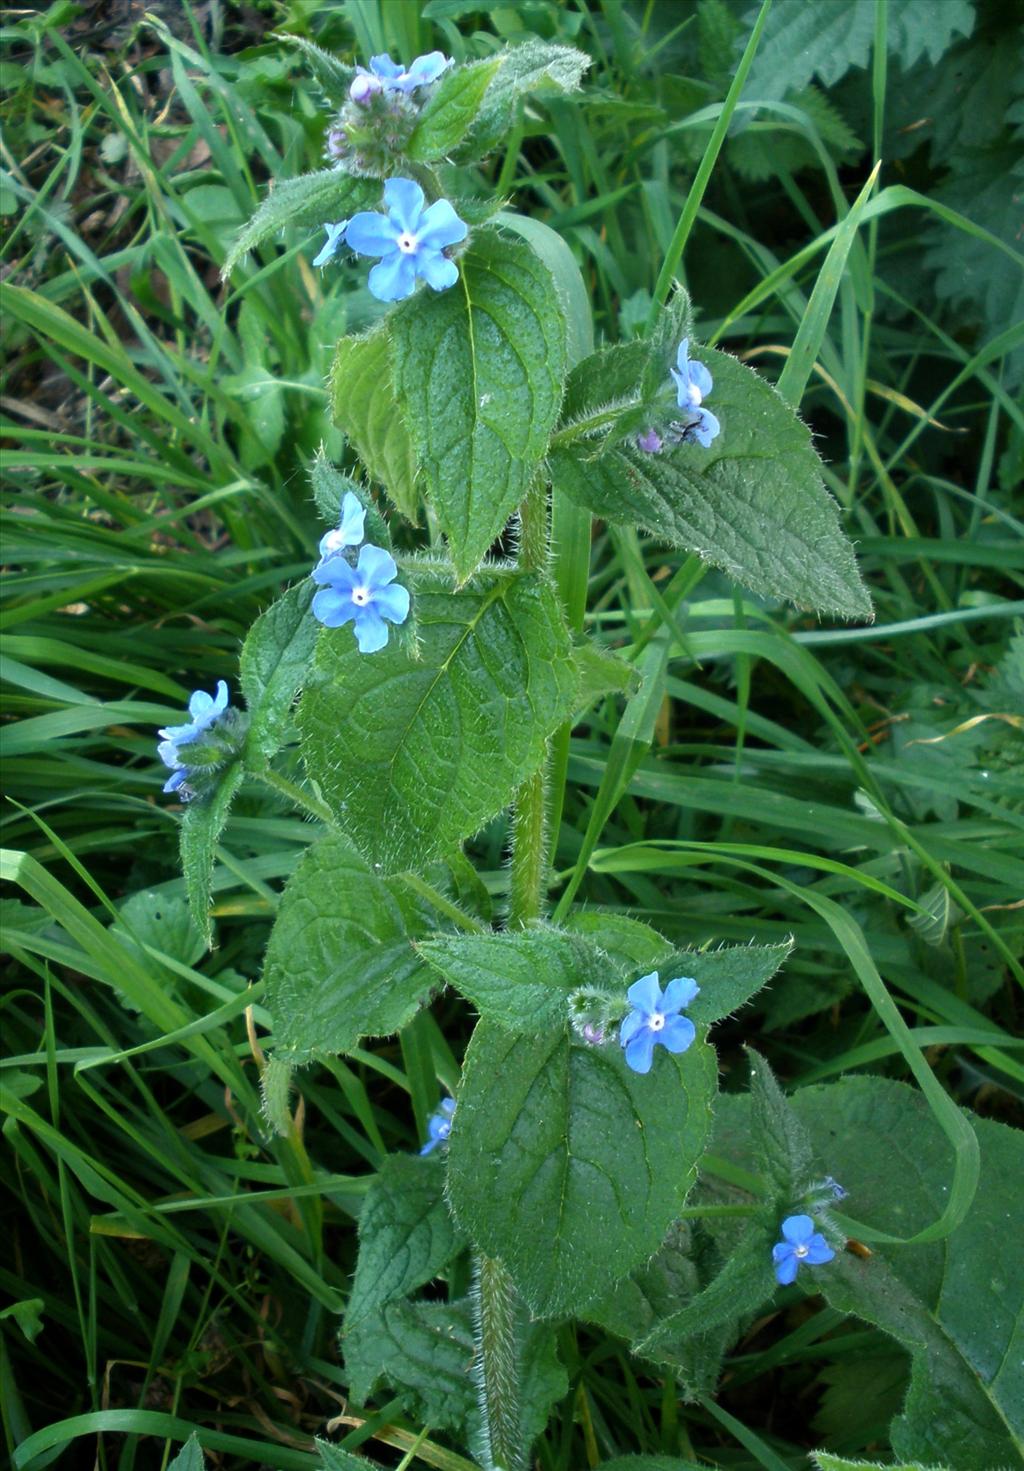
[
  {"x1": 346, "y1": 1153, "x2": 464, "y2": 1328},
  {"x1": 331, "y1": 323, "x2": 419, "y2": 522},
  {"x1": 222, "y1": 170, "x2": 376, "y2": 278},
  {"x1": 550, "y1": 346, "x2": 871, "y2": 620},
  {"x1": 455, "y1": 39, "x2": 590, "y2": 160},
  {"x1": 180, "y1": 762, "x2": 243, "y2": 949},
  {"x1": 408, "y1": 58, "x2": 502, "y2": 161},
  {"x1": 240, "y1": 582, "x2": 318, "y2": 767},
  {"x1": 262, "y1": 832, "x2": 437, "y2": 1061},
  {"x1": 447, "y1": 1020, "x2": 717, "y2": 1317},
  {"x1": 298, "y1": 564, "x2": 578, "y2": 872},
  {"x1": 390, "y1": 228, "x2": 565, "y2": 580}
]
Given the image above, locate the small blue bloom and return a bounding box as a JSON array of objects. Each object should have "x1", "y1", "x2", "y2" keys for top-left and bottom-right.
[
  {"x1": 669, "y1": 338, "x2": 720, "y2": 448},
  {"x1": 346, "y1": 177, "x2": 467, "y2": 302},
  {"x1": 157, "y1": 681, "x2": 230, "y2": 796},
  {"x1": 636, "y1": 428, "x2": 663, "y2": 454},
  {"x1": 312, "y1": 219, "x2": 349, "y2": 268},
  {"x1": 311, "y1": 542, "x2": 410, "y2": 653},
  {"x1": 823, "y1": 1175, "x2": 847, "y2": 1201},
  {"x1": 619, "y1": 971, "x2": 700, "y2": 1074},
  {"x1": 420, "y1": 1097, "x2": 456, "y2": 1155},
  {"x1": 351, "y1": 51, "x2": 450, "y2": 102},
  {"x1": 772, "y1": 1214, "x2": 835, "y2": 1286},
  {"x1": 317, "y1": 492, "x2": 366, "y2": 561}
]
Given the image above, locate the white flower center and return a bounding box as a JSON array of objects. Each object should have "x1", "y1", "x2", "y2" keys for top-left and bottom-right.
[
  {"x1": 794, "y1": 1243, "x2": 810, "y2": 1258},
  {"x1": 688, "y1": 383, "x2": 702, "y2": 407},
  {"x1": 351, "y1": 586, "x2": 372, "y2": 607},
  {"x1": 648, "y1": 1011, "x2": 666, "y2": 1032},
  {"x1": 397, "y1": 231, "x2": 418, "y2": 254}
]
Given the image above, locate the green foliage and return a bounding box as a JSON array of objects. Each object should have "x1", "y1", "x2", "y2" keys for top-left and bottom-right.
[
  {"x1": 550, "y1": 346, "x2": 872, "y2": 619},
  {"x1": 167, "y1": 1435, "x2": 206, "y2": 1471},
  {"x1": 262, "y1": 832, "x2": 438, "y2": 1061},
  {"x1": 447, "y1": 1020, "x2": 717, "y2": 1317},
  {"x1": 221, "y1": 169, "x2": 377, "y2": 278},
  {"x1": 298, "y1": 564, "x2": 578, "y2": 871},
  {"x1": 407, "y1": 57, "x2": 502, "y2": 161},
  {"x1": 345, "y1": 1152, "x2": 465, "y2": 1328},
  {"x1": 390, "y1": 229, "x2": 566, "y2": 580},
  {"x1": 454, "y1": 38, "x2": 590, "y2": 160},
  {"x1": 330, "y1": 323, "x2": 421, "y2": 522},
  {"x1": 240, "y1": 581, "x2": 319, "y2": 768},
  {"x1": 180, "y1": 762, "x2": 244, "y2": 948}
]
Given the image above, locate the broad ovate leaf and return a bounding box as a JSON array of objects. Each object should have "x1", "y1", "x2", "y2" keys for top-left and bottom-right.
[
  {"x1": 262, "y1": 832, "x2": 437, "y2": 1061},
  {"x1": 447, "y1": 1019, "x2": 717, "y2": 1317},
  {"x1": 331, "y1": 323, "x2": 419, "y2": 522},
  {"x1": 298, "y1": 564, "x2": 578, "y2": 872},
  {"x1": 390, "y1": 228, "x2": 565, "y2": 581}
]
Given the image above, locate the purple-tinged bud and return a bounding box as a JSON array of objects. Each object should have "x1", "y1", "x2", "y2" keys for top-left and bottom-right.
[
  {"x1": 582, "y1": 1022, "x2": 606, "y2": 1046},
  {"x1": 325, "y1": 124, "x2": 347, "y2": 160},
  {"x1": 637, "y1": 428, "x2": 663, "y2": 454},
  {"x1": 349, "y1": 72, "x2": 382, "y2": 104}
]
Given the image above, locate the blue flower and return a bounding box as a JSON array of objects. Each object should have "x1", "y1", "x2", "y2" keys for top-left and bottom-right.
[
  {"x1": 670, "y1": 338, "x2": 720, "y2": 448},
  {"x1": 346, "y1": 178, "x2": 467, "y2": 302},
  {"x1": 157, "y1": 681, "x2": 230, "y2": 796},
  {"x1": 619, "y1": 971, "x2": 700, "y2": 1074},
  {"x1": 312, "y1": 219, "x2": 349, "y2": 268},
  {"x1": 420, "y1": 1097, "x2": 456, "y2": 1155},
  {"x1": 311, "y1": 542, "x2": 410, "y2": 653},
  {"x1": 772, "y1": 1214, "x2": 835, "y2": 1286},
  {"x1": 317, "y1": 491, "x2": 366, "y2": 561},
  {"x1": 350, "y1": 51, "x2": 450, "y2": 102}
]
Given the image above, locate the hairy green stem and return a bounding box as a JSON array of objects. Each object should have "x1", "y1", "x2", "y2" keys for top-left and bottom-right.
[
  {"x1": 472, "y1": 1254, "x2": 524, "y2": 1471},
  {"x1": 256, "y1": 767, "x2": 332, "y2": 823}
]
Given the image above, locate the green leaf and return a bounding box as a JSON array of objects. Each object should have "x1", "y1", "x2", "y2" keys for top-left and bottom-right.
[
  {"x1": 330, "y1": 323, "x2": 420, "y2": 522},
  {"x1": 344, "y1": 1296, "x2": 566, "y2": 1454},
  {"x1": 447, "y1": 1020, "x2": 717, "y2": 1317},
  {"x1": 112, "y1": 890, "x2": 205, "y2": 974},
  {"x1": 672, "y1": 941, "x2": 794, "y2": 1026},
  {"x1": 635, "y1": 1224, "x2": 777, "y2": 1356},
  {"x1": 222, "y1": 170, "x2": 376, "y2": 279},
  {"x1": 550, "y1": 346, "x2": 872, "y2": 620},
  {"x1": 390, "y1": 228, "x2": 566, "y2": 581},
  {"x1": 746, "y1": 1047, "x2": 813, "y2": 1197},
  {"x1": 741, "y1": 0, "x2": 974, "y2": 102},
  {"x1": 0, "y1": 1299, "x2": 44, "y2": 1343},
  {"x1": 298, "y1": 564, "x2": 578, "y2": 872},
  {"x1": 598, "y1": 1460, "x2": 710, "y2": 1471},
  {"x1": 418, "y1": 924, "x2": 609, "y2": 1031},
  {"x1": 273, "y1": 32, "x2": 354, "y2": 101},
  {"x1": 317, "y1": 1441, "x2": 385, "y2": 1471},
  {"x1": 811, "y1": 1456, "x2": 946, "y2": 1471},
  {"x1": 262, "y1": 832, "x2": 438, "y2": 1062},
  {"x1": 167, "y1": 1435, "x2": 205, "y2": 1471},
  {"x1": 180, "y1": 761, "x2": 244, "y2": 949},
  {"x1": 407, "y1": 57, "x2": 502, "y2": 161},
  {"x1": 240, "y1": 582, "x2": 319, "y2": 768},
  {"x1": 570, "y1": 639, "x2": 639, "y2": 716},
  {"x1": 713, "y1": 1077, "x2": 1024, "y2": 1469},
  {"x1": 563, "y1": 911, "x2": 673, "y2": 971},
  {"x1": 345, "y1": 1153, "x2": 464, "y2": 1328},
  {"x1": 455, "y1": 39, "x2": 590, "y2": 160}
]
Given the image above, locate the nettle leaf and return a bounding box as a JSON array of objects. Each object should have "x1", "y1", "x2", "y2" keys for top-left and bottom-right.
[
  {"x1": 455, "y1": 39, "x2": 590, "y2": 160},
  {"x1": 714, "y1": 1077, "x2": 1024, "y2": 1469},
  {"x1": 331, "y1": 323, "x2": 420, "y2": 522},
  {"x1": 180, "y1": 761, "x2": 244, "y2": 948},
  {"x1": 418, "y1": 924, "x2": 609, "y2": 1030},
  {"x1": 447, "y1": 1020, "x2": 718, "y2": 1318},
  {"x1": 390, "y1": 228, "x2": 566, "y2": 581},
  {"x1": 671, "y1": 941, "x2": 794, "y2": 1026},
  {"x1": 222, "y1": 170, "x2": 376, "y2": 278},
  {"x1": 272, "y1": 33, "x2": 354, "y2": 102},
  {"x1": 262, "y1": 832, "x2": 438, "y2": 1062},
  {"x1": 812, "y1": 1455, "x2": 946, "y2": 1471},
  {"x1": 550, "y1": 346, "x2": 871, "y2": 620},
  {"x1": 564, "y1": 911, "x2": 673, "y2": 972},
  {"x1": 740, "y1": 0, "x2": 974, "y2": 102},
  {"x1": 167, "y1": 1435, "x2": 205, "y2": 1471},
  {"x1": 346, "y1": 1153, "x2": 464, "y2": 1328},
  {"x1": 344, "y1": 1296, "x2": 566, "y2": 1454},
  {"x1": 298, "y1": 564, "x2": 578, "y2": 873},
  {"x1": 407, "y1": 57, "x2": 502, "y2": 161},
  {"x1": 240, "y1": 582, "x2": 319, "y2": 767}
]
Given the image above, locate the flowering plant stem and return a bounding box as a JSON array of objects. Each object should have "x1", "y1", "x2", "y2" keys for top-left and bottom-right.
[{"x1": 473, "y1": 1252, "x2": 525, "y2": 1471}]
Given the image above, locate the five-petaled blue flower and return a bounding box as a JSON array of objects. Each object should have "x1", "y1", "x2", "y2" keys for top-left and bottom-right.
[
  {"x1": 670, "y1": 338, "x2": 720, "y2": 448},
  {"x1": 317, "y1": 491, "x2": 366, "y2": 561},
  {"x1": 346, "y1": 177, "x2": 468, "y2": 302},
  {"x1": 420, "y1": 1097, "x2": 456, "y2": 1155},
  {"x1": 350, "y1": 51, "x2": 449, "y2": 103},
  {"x1": 313, "y1": 219, "x2": 349, "y2": 268},
  {"x1": 619, "y1": 971, "x2": 700, "y2": 1074},
  {"x1": 157, "y1": 681, "x2": 230, "y2": 795},
  {"x1": 312, "y1": 542, "x2": 410, "y2": 653},
  {"x1": 772, "y1": 1214, "x2": 835, "y2": 1285}
]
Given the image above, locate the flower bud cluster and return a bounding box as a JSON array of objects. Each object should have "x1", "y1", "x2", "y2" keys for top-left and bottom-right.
[{"x1": 322, "y1": 50, "x2": 449, "y2": 177}]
